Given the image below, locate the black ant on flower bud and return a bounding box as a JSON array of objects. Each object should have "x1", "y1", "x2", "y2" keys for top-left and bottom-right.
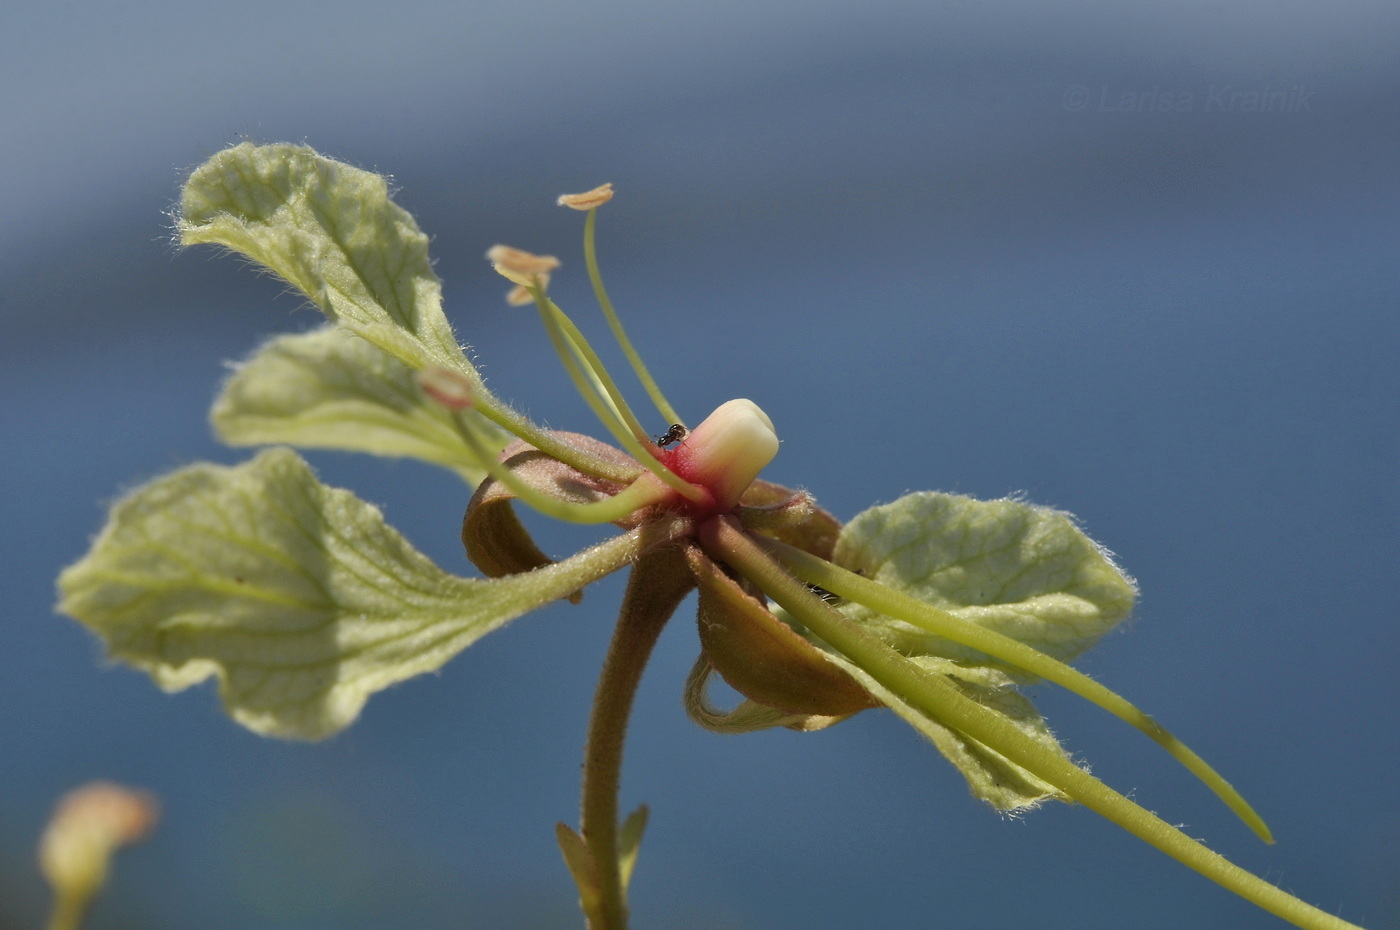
[{"x1": 653, "y1": 423, "x2": 688, "y2": 448}]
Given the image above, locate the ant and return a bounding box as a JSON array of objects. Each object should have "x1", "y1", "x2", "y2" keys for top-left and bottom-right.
[{"x1": 653, "y1": 423, "x2": 688, "y2": 448}]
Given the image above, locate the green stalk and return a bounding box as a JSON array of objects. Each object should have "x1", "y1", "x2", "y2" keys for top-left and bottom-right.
[
  {"x1": 757, "y1": 535, "x2": 1271, "y2": 842},
  {"x1": 45, "y1": 890, "x2": 91, "y2": 930},
  {"x1": 581, "y1": 208, "x2": 684, "y2": 427},
  {"x1": 439, "y1": 370, "x2": 642, "y2": 485},
  {"x1": 703, "y1": 517, "x2": 1363, "y2": 930},
  {"x1": 532, "y1": 292, "x2": 636, "y2": 447},
  {"x1": 528, "y1": 289, "x2": 708, "y2": 503},
  {"x1": 544, "y1": 300, "x2": 650, "y2": 444}
]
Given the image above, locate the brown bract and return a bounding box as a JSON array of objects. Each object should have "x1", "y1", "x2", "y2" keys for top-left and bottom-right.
[
  {"x1": 733, "y1": 482, "x2": 841, "y2": 561},
  {"x1": 463, "y1": 433, "x2": 639, "y2": 602},
  {"x1": 686, "y1": 545, "x2": 878, "y2": 717},
  {"x1": 461, "y1": 434, "x2": 872, "y2": 723}
]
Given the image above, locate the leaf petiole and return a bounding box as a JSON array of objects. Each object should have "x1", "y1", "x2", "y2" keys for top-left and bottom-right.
[
  {"x1": 702, "y1": 517, "x2": 1361, "y2": 930},
  {"x1": 758, "y1": 535, "x2": 1272, "y2": 843}
]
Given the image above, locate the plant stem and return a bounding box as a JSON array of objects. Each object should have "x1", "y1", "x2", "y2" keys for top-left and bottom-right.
[
  {"x1": 578, "y1": 546, "x2": 695, "y2": 930},
  {"x1": 702, "y1": 516, "x2": 1365, "y2": 930},
  {"x1": 46, "y1": 889, "x2": 91, "y2": 930}
]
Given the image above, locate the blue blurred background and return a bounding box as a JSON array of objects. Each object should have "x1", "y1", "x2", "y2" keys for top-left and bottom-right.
[{"x1": 2, "y1": 2, "x2": 1396, "y2": 928}]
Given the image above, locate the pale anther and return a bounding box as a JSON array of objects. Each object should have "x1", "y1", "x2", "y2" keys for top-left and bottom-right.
[{"x1": 558, "y1": 183, "x2": 615, "y2": 210}]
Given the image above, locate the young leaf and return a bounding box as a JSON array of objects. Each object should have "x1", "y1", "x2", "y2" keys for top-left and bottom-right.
[
  {"x1": 555, "y1": 823, "x2": 605, "y2": 924},
  {"x1": 213, "y1": 326, "x2": 508, "y2": 484},
  {"x1": 57, "y1": 448, "x2": 642, "y2": 740},
  {"x1": 833, "y1": 492, "x2": 1136, "y2": 671},
  {"x1": 617, "y1": 804, "x2": 649, "y2": 893},
  {"x1": 179, "y1": 142, "x2": 472, "y2": 377}
]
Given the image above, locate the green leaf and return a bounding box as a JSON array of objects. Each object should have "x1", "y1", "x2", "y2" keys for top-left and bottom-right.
[
  {"x1": 819, "y1": 491, "x2": 1135, "y2": 808},
  {"x1": 833, "y1": 492, "x2": 1135, "y2": 672},
  {"x1": 57, "y1": 448, "x2": 641, "y2": 740},
  {"x1": 555, "y1": 823, "x2": 604, "y2": 923},
  {"x1": 830, "y1": 652, "x2": 1068, "y2": 810},
  {"x1": 179, "y1": 142, "x2": 472, "y2": 376},
  {"x1": 774, "y1": 503, "x2": 1271, "y2": 831},
  {"x1": 213, "y1": 326, "x2": 507, "y2": 485},
  {"x1": 617, "y1": 804, "x2": 648, "y2": 893}
]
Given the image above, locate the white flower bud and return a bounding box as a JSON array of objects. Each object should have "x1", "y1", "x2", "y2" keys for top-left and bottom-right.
[{"x1": 679, "y1": 399, "x2": 779, "y2": 510}]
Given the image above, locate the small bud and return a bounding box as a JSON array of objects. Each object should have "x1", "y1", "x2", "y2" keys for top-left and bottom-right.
[
  {"x1": 680, "y1": 399, "x2": 780, "y2": 510},
  {"x1": 417, "y1": 367, "x2": 476, "y2": 410},
  {"x1": 557, "y1": 183, "x2": 615, "y2": 210},
  {"x1": 39, "y1": 782, "x2": 158, "y2": 901}
]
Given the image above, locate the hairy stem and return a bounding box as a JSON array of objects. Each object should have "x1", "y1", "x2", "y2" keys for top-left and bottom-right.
[{"x1": 578, "y1": 546, "x2": 695, "y2": 930}]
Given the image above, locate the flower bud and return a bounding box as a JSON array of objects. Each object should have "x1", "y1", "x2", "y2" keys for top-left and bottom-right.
[
  {"x1": 678, "y1": 399, "x2": 779, "y2": 510},
  {"x1": 39, "y1": 782, "x2": 158, "y2": 901}
]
